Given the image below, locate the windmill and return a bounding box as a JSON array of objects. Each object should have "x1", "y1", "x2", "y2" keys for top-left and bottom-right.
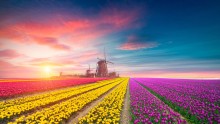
[
  {"x1": 96, "y1": 48, "x2": 113, "y2": 77},
  {"x1": 85, "y1": 64, "x2": 92, "y2": 77}
]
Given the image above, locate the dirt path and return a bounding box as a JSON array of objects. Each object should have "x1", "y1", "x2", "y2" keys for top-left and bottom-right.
[
  {"x1": 66, "y1": 83, "x2": 119, "y2": 124},
  {"x1": 120, "y1": 81, "x2": 130, "y2": 124}
]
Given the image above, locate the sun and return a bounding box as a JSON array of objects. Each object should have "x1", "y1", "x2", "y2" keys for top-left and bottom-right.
[{"x1": 44, "y1": 66, "x2": 51, "y2": 73}]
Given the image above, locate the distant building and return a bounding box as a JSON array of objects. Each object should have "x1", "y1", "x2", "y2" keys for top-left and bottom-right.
[{"x1": 109, "y1": 72, "x2": 117, "y2": 77}]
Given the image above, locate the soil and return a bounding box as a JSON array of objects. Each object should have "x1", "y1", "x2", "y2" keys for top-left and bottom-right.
[{"x1": 120, "y1": 82, "x2": 130, "y2": 124}]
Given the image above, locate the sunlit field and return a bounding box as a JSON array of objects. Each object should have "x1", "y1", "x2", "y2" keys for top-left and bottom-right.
[{"x1": 0, "y1": 78, "x2": 220, "y2": 124}]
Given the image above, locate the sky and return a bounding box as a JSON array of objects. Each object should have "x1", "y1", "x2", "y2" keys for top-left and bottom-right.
[{"x1": 0, "y1": 0, "x2": 220, "y2": 78}]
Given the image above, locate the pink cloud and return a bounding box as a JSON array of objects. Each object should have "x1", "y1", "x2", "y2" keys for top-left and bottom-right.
[
  {"x1": 0, "y1": 60, "x2": 13, "y2": 67},
  {"x1": 27, "y1": 50, "x2": 102, "y2": 68},
  {"x1": 0, "y1": 7, "x2": 141, "y2": 50},
  {"x1": 12, "y1": 20, "x2": 70, "y2": 37},
  {"x1": 63, "y1": 19, "x2": 95, "y2": 31},
  {"x1": 65, "y1": 8, "x2": 140, "y2": 45},
  {"x1": 0, "y1": 60, "x2": 39, "y2": 78},
  {"x1": 0, "y1": 49, "x2": 23, "y2": 58},
  {"x1": 0, "y1": 25, "x2": 70, "y2": 51},
  {"x1": 77, "y1": 50, "x2": 102, "y2": 62},
  {"x1": 0, "y1": 26, "x2": 26, "y2": 42},
  {"x1": 100, "y1": 7, "x2": 140, "y2": 28},
  {"x1": 29, "y1": 57, "x2": 75, "y2": 67},
  {"x1": 31, "y1": 36, "x2": 71, "y2": 51},
  {"x1": 29, "y1": 58, "x2": 50, "y2": 63},
  {"x1": 57, "y1": 50, "x2": 102, "y2": 64},
  {"x1": 31, "y1": 61, "x2": 63, "y2": 67},
  {"x1": 119, "y1": 35, "x2": 158, "y2": 50}
]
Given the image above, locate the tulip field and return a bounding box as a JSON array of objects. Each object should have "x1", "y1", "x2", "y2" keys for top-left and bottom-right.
[
  {"x1": 134, "y1": 78, "x2": 220, "y2": 124},
  {"x1": 0, "y1": 78, "x2": 107, "y2": 98},
  {"x1": 0, "y1": 78, "x2": 220, "y2": 123},
  {"x1": 129, "y1": 79, "x2": 187, "y2": 124}
]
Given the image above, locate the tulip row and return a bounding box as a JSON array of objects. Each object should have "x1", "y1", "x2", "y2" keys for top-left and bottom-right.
[
  {"x1": 129, "y1": 79, "x2": 187, "y2": 124},
  {"x1": 8, "y1": 78, "x2": 124, "y2": 124},
  {"x1": 0, "y1": 78, "x2": 117, "y2": 109},
  {"x1": 0, "y1": 78, "x2": 108, "y2": 97},
  {"x1": 0, "y1": 78, "x2": 120, "y2": 122},
  {"x1": 78, "y1": 78, "x2": 129, "y2": 124},
  {"x1": 140, "y1": 78, "x2": 220, "y2": 106},
  {"x1": 137, "y1": 78, "x2": 220, "y2": 123}
]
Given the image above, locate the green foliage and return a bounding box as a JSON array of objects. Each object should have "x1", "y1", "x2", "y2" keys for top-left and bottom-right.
[
  {"x1": 214, "y1": 109, "x2": 219, "y2": 114},
  {"x1": 190, "y1": 115, "x2": 199, "y2": 123},
  {"x1": 130, "y1": 110, "x2": 136, "y2": 123}
]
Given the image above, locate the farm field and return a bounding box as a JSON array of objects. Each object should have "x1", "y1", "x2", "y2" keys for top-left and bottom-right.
[
  {"x1": 0, "y1": 78, "x2": 220, "y2": 124},
  {"x1": 0, "y1": 78, "x2": 108, "y2": 98}
]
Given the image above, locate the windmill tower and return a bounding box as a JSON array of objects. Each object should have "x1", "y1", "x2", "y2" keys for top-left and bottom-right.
[
  {"x1": 86, "y1": 65, "x2": 94, "y2": 77},
  {"x1": 96, "y1": 49, "x2": 113, "y2": 77}
]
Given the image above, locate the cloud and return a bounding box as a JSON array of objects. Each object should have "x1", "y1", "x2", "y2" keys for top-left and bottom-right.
[
  {"x1": 31, "y1": 61, "x2": 62, "y2": 67},
  {"x1": 0, "y1": 6, "x2": 141, "y2": 51},
  {"x1": 60, "y1": 50, "x2": 101, "y2": 63},
  {"x1": 0, "y1": 42, "x2": 3, "y2": 47},
  {"x1": 0, "y1": 49, "x2": 23, "y2": 58},
  {"x1": 31, "y1": 36, "x2": 71, "y2": 51},
  {"x1": 29, "y1": 57, "x2": 75, "y2": 67},
  {"x1": 0, "y1": 60, "x2": 13, "y2": 67},
  {"x1": 99, "y1": 7, "x2": 140, "y2": 28},
  {"x1": 119, "y1": 35, "x2": 158, "y2": 50},
  {"x1": 0, "y1": 5, "x2": 146, "y2": 78},
  {"x1": 76, "y1": 50, "x2": 102, "y2": 62},
  {"x1": 0, "y1": 25, "x2": 71, "y2": 51},
  {"x1": 27, "y1": 49, "x2": 102, "y2": 68},
  {"x1": 0, "y1": 60, "x2": 39, "y2": 78},
  {"x1": 0, "y1": 26, "x2": 26, "y2": 42}
]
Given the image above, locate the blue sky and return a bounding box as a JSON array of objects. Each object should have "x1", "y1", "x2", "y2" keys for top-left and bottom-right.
[{"x1": 0, "y1": 0, "x2": 220, "y2": 78}]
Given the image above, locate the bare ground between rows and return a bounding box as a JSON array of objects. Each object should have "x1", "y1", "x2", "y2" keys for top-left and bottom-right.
[
  {"x1": 65, "y1": 82, "x2": 122, "y2": 124},
  {"x1": 136, "y1": 81, "x2": 189, "y2": 124},
  {"x1": 4, "y1": 81, "x2": 117, "y2": 124},
  {"x1": 120, "y1": 81, "x2": 130, "y2": 124}
]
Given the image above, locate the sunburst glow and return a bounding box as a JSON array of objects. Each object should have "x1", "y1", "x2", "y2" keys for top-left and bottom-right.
[{"x1": 44, "y1": 66, "x2": 51, "y2": 73}]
